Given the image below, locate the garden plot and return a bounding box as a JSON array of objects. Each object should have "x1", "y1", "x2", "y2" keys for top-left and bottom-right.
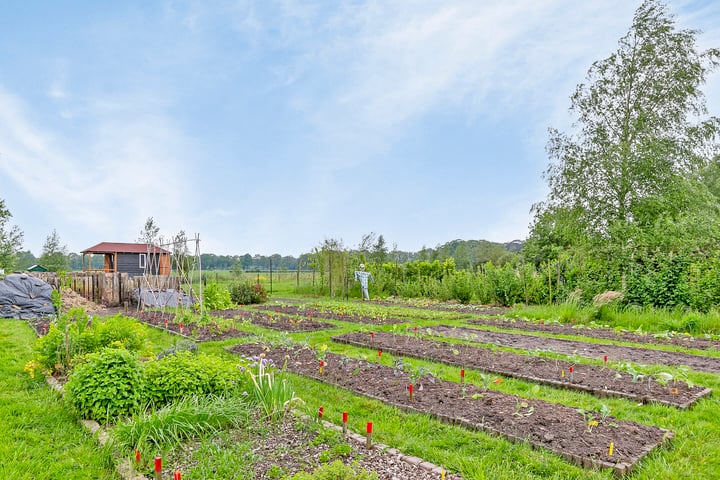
[
  {"x1": 123, "y1": 311, "x2": 246, "y2": 342},
  {"x1": 332, "y1": 332, "x2": 710, "y2": 408},
  {"x1": 255, "y1": 304, "x2": 405, "y2": 325},
  {"x1": 229, "y1": 343, "x2": 673, "y2": 476},
  {"x1": 432, "y1": 325, "x2": 720, "y2": 374},
  {"x1": 468, "y1": 317, "x2": 720, "y2": 351},
  {"x1": 212, "y1": 308, "x2": 335, "y2": 332}
]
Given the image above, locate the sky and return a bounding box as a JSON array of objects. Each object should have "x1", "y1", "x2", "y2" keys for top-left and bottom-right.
[{"x1": 0, "y1": 1, "x2": 718, "y2": 258}]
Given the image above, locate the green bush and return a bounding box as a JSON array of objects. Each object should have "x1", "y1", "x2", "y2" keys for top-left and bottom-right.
[
  {"x1": 229, "y1": 280, "x2": 268, "y2": 305},
  {"x1": 448, "y1": 270, "x2": 474, "y2": 303},
  {"x1": 144, "y1": 351, "x2": 245, "y2": 406},
  {"x1": 64, "y1": 347, "x2": 145, "y2": 422},
  {"x1": 203, "y1": 281, "x2": 234, "y2": 310},
  {"x1": 33, "y1": 308, "x2": 149, "y2": 375}
]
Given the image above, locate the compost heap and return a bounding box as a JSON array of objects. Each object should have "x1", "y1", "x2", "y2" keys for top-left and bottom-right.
[{"x1": 0, "y1": 274, "x2": 56, "y2": 319}]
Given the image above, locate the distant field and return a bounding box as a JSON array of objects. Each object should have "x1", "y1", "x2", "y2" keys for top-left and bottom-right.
[{"x1": 196, "y1": 269, "x2": 319, "y2": 296}]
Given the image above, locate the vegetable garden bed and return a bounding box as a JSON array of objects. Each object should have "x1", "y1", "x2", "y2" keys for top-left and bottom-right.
[
  {"x1": 468, "y1": 317, "x2": 720, "y2": 351},
  {"x1": 211, "y1": 308, "x2": 335, "y2": 332},
  {"x1": 229, "y1": 343, "x2": 673, "y2": 476},
  {"x1": 255, "y1": 304, "x2": 405, "y2": 325},
  {"x1": 332, "y1": 332, "x2": 710, "y2": 408},
  {"x1": 432, "y1": 325, "x2": 720, "y2": 374}
]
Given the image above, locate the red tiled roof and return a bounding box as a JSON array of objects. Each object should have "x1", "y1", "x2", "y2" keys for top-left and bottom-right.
[{"x1": 81, "y1": 242, "x2": 171, "y2": 254}]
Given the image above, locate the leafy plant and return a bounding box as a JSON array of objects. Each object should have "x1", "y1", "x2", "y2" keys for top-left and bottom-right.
[
  {"x1": 576, "y1": 408, "x2": 599, "y2": 432},
  {"x1": 64, "y1": 347, "x2": 145, "y2": 422},
  {"x1": 229, "y1": 280, "x2": 268, "y2": 304},
  {"x1": 203, "y1": 281, "x2": 234, "y2": 310},
  {"x1": 32, "y1": 309, "x2": 150, "y2": 375},
  {"x1": 144, "y1": 351, "x2": 245, "y2": 406}
]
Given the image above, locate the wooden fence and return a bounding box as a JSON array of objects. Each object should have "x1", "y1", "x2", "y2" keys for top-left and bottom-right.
[{"x1": 30, "y1": 272, "x2": 181, "y2": 307}]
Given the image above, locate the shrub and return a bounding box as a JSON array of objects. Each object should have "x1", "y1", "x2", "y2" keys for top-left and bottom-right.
[
  {"x1": 448, "y1": 270, "x2": 474, "y2": 304},
  {"x1": 64, "y1": 347, "x2": 145, "y2": 422},
  {"x1": 144, "y1": 351, "x2": 245, "y2": 406},
  {"x1": 229, "y1": 280, "x2": 268, "y2": 305},
  {"x1": 33, "y1": 309, "x2": 149, "y2": 375},
  {"x1": 203, "y1": 281, "x2": 234, "y2": 310}
]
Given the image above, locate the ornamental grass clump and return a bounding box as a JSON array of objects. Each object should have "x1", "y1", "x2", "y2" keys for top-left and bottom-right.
[
  {"x1": 111, "y1": 394, "x2": 252, "y2": 452},
  {"x1": 241, "y1": 354, "x2": 302, "y2": 421}
]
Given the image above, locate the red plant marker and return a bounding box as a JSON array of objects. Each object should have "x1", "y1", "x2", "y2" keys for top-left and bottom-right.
[
  {"x1": 342, "y1": 411, "x2": 348, "y2": 435},
  {"x1": 165, "y1": 319, "x2": 169, "y2": 328},
  {"x1": 604, "y1": 355, "x2": 609, "y2": 364},
  {"x1": 378, "y1": 350, "x2": 382, "y2": 358},
  {"x1": 318, "y1": 406, "x2": 324, "y2": 418},
  {"x1": 366, "y1": 421, "x2": 373, "y2": 449},
  {"x1": 179, "y1": 322, "x2": 184, "y2": 333},
  {"x1": 413, "y1": 326, "x2": 418, "y2": 332},
  {"x1": 541, "y1": 320, "x2": 545, "y2": 326},
  {"x1": 408, "y1": 383, "x2": 414, "y2": 402},
  {"x1": 135, "y1": 449, "x2": 140, "y2": 463},
  {"x1": 154, "y1": 456, "x2": 162, "y2": 480},
  {"x1": 460, "y1": 369, "x2": 465, "y2": 383},
  {"x1": 174, "y1": 472, "x2": 182, "y2": 480},
  {"x1": 319, "y1": 360, "x2": 325, "y2": 375},
  {"x1": 366, "y1": 422, "x2": 373, "y2": 433}
]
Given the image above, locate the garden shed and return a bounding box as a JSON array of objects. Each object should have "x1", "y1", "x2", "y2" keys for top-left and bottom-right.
[{"x1": 81, "y1": 242, "x2": 171, "y2": 276}]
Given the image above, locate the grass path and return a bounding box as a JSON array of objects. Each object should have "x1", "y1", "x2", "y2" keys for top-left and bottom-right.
[{"x1": 0, "y1": 320, "x2": 120, "y2": 480}]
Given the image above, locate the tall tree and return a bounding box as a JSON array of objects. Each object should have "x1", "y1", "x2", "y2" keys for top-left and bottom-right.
[
  {"x1": 39, "y1": 229, "x2": 69, "y2": 272},
  {"x1": 531, "y1": 0, "x2": 719, "y2": 273},
  {"x1": 137, "y1": 217, "x2": 160, "y2": 245},
  {"x1": 0, "y1": 199, "x2": 23, "y2": 271},
  {"x1": 371, "y1": 234, "x2": 388, "y2": 264}
]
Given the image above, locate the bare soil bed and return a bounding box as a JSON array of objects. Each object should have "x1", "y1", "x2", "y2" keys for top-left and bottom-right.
[
  {"x1": 159, "y1": 412, "x2": 463, "y2": 480},
  {"x1": 211, "y1": 308, "x2": 336, "y2": 332},
  {"x1": 432, "y1": 325, "x2": 720, "y2": 375},
  {"x1": 468, "y1": 316, "x2": 720, "y2": 351},
  {"x1": 332, "y1": 332, "x2": 710, "y2": 409},
  {"x1": 229, "y1": 343, "x2": 673, "y2": 476},
  {"x1": 255, "y1": 304, "x2": 405, "y2": 325},
  {"x1": 370, "y1": 299, "x2": 509, "y2": 316}
]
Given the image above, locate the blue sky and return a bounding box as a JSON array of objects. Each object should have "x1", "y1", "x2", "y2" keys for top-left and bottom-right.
[{"x1": 1, "y1": 1, "x2": 718, "y2": 257}]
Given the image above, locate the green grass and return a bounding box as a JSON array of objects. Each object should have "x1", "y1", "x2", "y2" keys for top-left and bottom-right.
[{"x1": 0, "y1": 320, "x2": 120, "y2": 480}]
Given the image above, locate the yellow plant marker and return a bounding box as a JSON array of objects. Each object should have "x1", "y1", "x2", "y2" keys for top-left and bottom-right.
[
  {"x1": 608, "y1": 442, "x2": 614, "y2": 456},
  {"x1": 561, "y1": 370, "x2": 565, "y2": 378},
  {"x1": 441, "y1": 470, "x2": 446, "y2": 480}
]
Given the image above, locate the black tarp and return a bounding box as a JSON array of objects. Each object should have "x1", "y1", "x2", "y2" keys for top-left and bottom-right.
[{"x1": 0, "y1": 274, "x2": 56, "y2": 319}]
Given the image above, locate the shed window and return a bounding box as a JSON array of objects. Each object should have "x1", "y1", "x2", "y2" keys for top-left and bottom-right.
[{"x1": 139, "y1": 253, "x2": 146, "y2": 269}]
